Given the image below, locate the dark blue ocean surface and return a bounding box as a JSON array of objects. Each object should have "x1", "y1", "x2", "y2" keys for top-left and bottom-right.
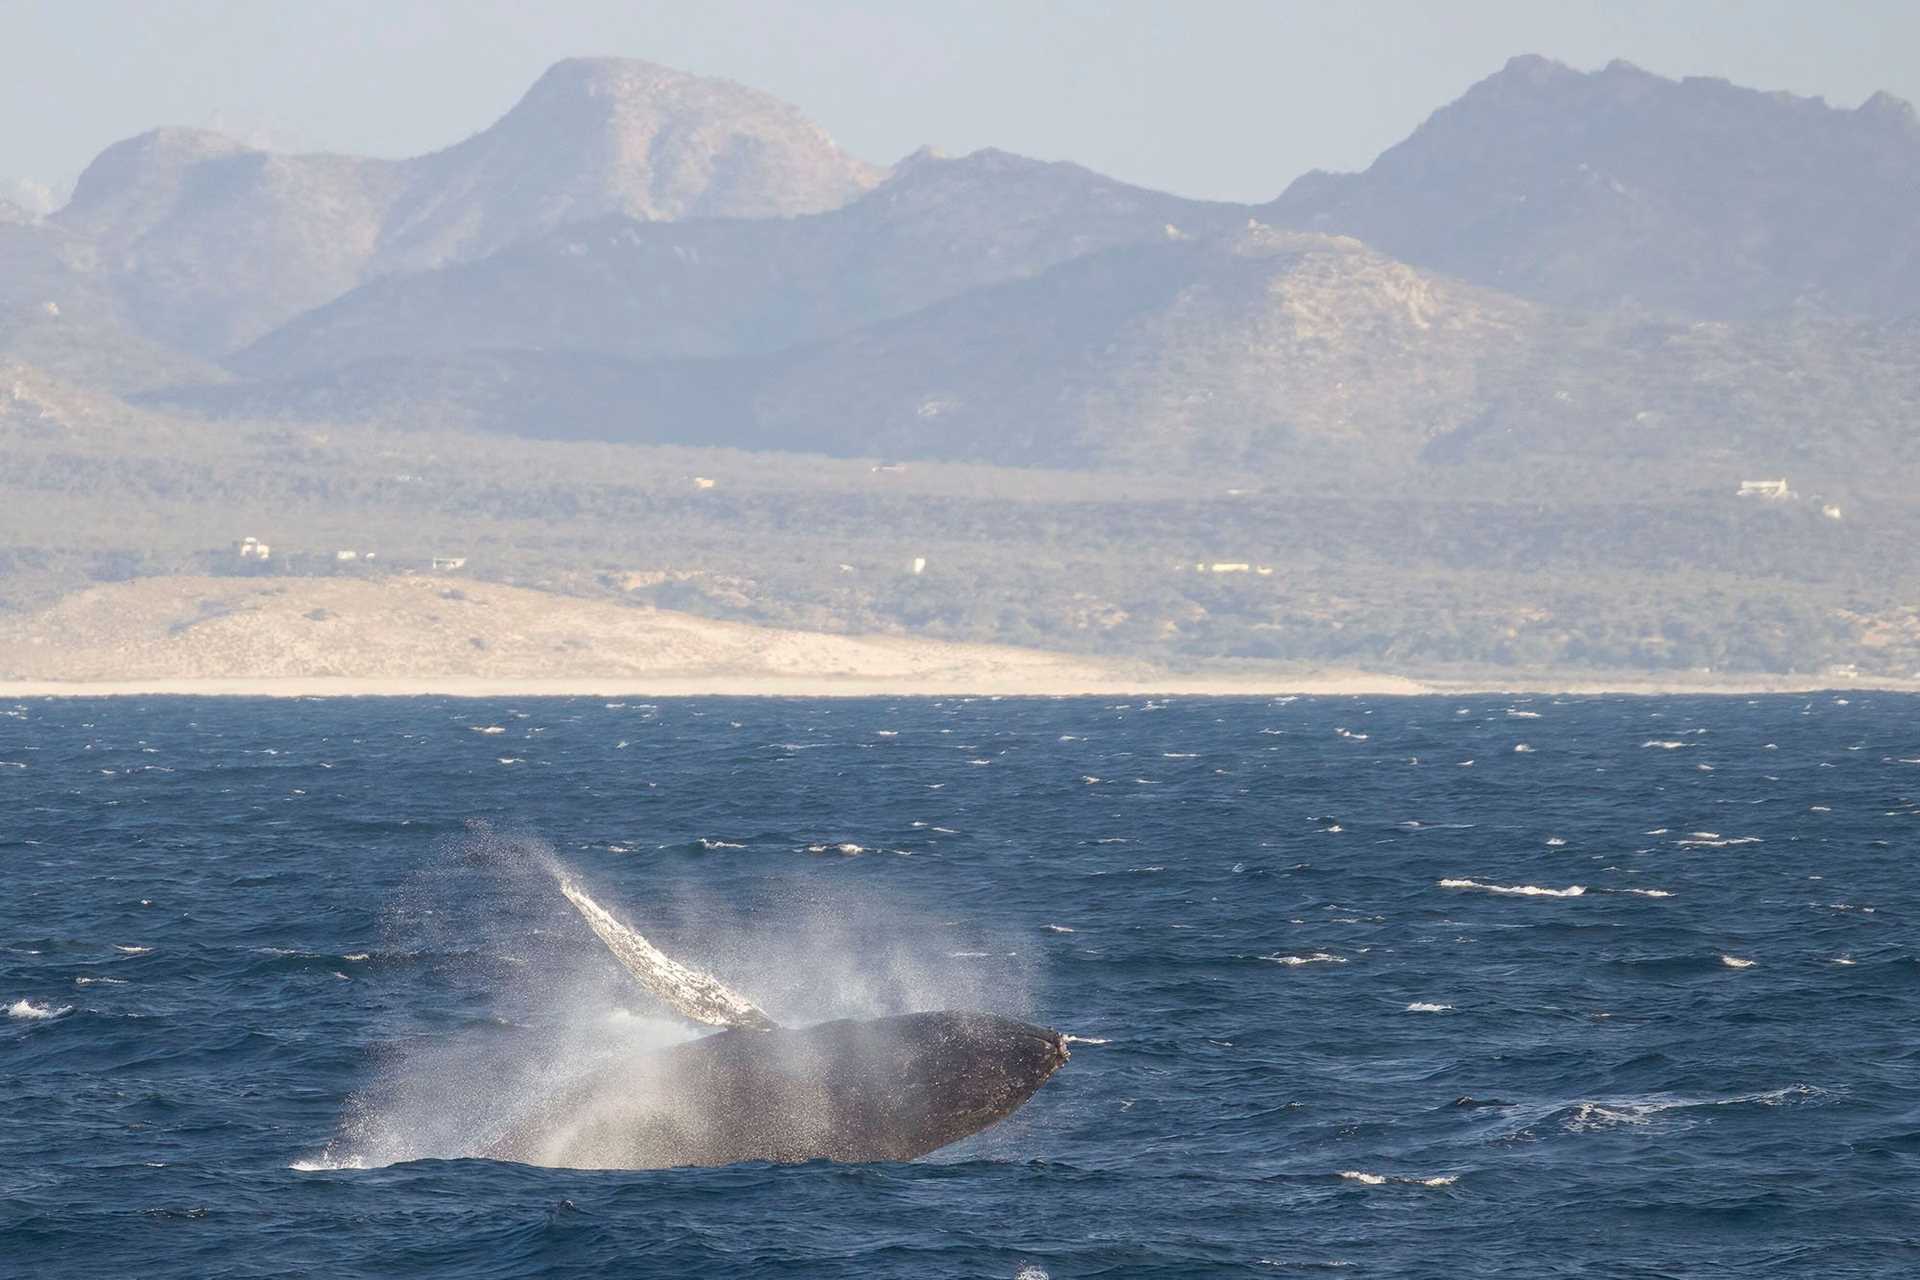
[{"x1": 4, "y1": 694, "x2": 1919, "y2": 1277}]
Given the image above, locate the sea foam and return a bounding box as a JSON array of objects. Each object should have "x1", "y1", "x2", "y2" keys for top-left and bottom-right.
[
  {"x1": 1438, "y1": 879, "x2": 1584, "y2": 898},
  {"x1": 8, "y1": 999, "x2": 71, "y2": 1020}
]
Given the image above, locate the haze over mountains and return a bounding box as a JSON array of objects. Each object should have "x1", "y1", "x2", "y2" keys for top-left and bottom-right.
[
  {"x1": 4, "y1": 53, "x2": 1919, "y2": 684},
  {"x1": 44, "y1": 58, "x2": 882, "y2": 355}
]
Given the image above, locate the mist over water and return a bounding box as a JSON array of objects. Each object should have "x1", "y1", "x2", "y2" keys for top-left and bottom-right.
[{"x1": 5, "y1": 694, "x2": 1919, "y2": 1276}]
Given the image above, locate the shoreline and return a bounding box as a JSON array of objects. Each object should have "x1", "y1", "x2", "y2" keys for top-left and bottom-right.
[{"x1": 1, "y1": 673, "x2": 1911, "y2": 699}]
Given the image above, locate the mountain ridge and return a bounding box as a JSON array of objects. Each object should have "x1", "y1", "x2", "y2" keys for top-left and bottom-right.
[
  {"x1": 50, "y1": 57, "x2": 884, "y2": 355},
  {"x1": 229, "y1": 145, "x2": 1254, "y2": 378},
  {"x1": 1264, "y1": 54, "x2": 1920, "y2": 320}
]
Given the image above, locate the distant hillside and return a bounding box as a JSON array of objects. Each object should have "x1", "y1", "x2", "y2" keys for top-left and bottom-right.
[
  {"x1": 10, "y1": 52, "x2": 1920, "y2": 685},
  {"x1": 1266, "y1": 55, "x2": 1920, "y2": 321},
  {"x1": 0, "y1": 575, "x2": 1128, "y2": 687},
  {"x1": 152, "y1": 225, "x2": 1920, "y2": 483},
  {"x1": 52, "y1": 58, "x2": 883, "y2": 355},
  {"x1": 0, "y1": 220, "x2": 225, "y2": 392},
  {"x1": 229, "y1": 148, "x2": 1251, "y2": 378}
]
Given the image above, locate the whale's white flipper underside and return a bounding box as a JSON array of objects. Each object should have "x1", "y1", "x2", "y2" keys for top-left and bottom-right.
[{"x1": 558, "y1": 878, "x2": 777, "y2": 1030}]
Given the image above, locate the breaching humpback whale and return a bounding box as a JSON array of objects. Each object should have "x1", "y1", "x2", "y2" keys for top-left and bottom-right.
[{"x1": 489, "y1": 880, "x2": 1070, "y2": 1169}]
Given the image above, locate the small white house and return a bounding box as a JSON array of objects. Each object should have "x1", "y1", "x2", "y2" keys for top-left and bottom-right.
[
  {"x1": 910, "y1": 556, "x2": 927, "y2": 575},
  {"x1": 692, "y1": 476, "x2": 716, "y2": 490},
  {"x1": 236, "y1": 536, "x2": 270, "y2": 561},
  {"x1": 335, "y1": 549, "x2": 359, "y2": 562},
  {"x1": 1737, "y1": 478, "x2": 1791, "y2": 499},
  {"x1": 432, "y1": 556, "x2": 467, "y2": 571}
]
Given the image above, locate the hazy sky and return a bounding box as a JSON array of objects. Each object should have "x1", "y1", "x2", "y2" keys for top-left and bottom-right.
[{"x1": 4, "y1": 0, "x2": 1912, "y2": 202}]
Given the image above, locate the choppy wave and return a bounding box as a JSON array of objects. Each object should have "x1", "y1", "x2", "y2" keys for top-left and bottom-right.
[
  {"x1": 8, "y1": 998, "x2": 70, "y2": 1020},
  {"x1": 1339, "y1": 1171, "x2": 1457, "y2": 1187},
  {"x1": 5, "y1": 692, "x2": 1913, "y2": 1278},
  {"x1": 1438, "y1": 879, "x2": 1585, "y2": 898}
]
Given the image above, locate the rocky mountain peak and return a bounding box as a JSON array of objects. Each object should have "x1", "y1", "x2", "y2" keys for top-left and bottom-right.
[
  {"x1": 42, "y1": 58, "x2": 886, "y2": 356},
  {"x1": 1266, "y1": 55, "x2": 1920, "y2": 320}
]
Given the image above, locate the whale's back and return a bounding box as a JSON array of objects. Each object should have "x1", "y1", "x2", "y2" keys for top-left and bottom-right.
[{"x1": 490, "y1": 1010, "x2": 1069, "y2": 1169}]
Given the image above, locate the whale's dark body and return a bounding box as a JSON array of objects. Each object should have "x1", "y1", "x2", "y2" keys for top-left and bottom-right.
[{"x1": 489, "y1": 1009, "x2": 1070, "y2": 1169}]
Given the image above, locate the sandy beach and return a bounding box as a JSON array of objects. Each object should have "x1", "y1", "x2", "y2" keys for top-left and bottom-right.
[{"x1": 1, "y1": 576, "x2": 1911, "y2": 699}]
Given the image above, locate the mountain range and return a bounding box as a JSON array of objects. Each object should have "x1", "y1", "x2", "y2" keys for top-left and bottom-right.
[
  {"x1": 6, "y1": 51, "x2": 1920, "y2": 679},
  {"x1": 38, "y1": 58, "x2": 881, "y2": 356}
]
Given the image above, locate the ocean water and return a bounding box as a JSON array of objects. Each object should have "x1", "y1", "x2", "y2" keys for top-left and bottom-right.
[{"x1": 3, "y1": 693, "x2": 1918, "y2": 1278}]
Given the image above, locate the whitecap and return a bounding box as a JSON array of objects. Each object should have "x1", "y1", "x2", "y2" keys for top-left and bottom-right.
[
  {"x1": 1265, "y1": 952, "x2": 1346, "y2": 966},
  {"x1": 1720, "y1": 954, "x2": 1756, "y2": 969},
  {"x1": 1406, "y1": 1002, "x2": 1453, "y2": 1013},
  {"x1": 1063, "y1": 1034, "x2": 1110, "y2": 1045},
  {"x1": 697, "y1": 838, "x2": 746, "y2": 850},
  {"x1": 8, "y1": 999, "x2": 70, "y2": 1020},
  {"x1": 342, "y1": 953, "x2": 370, "y2": 962},
  {"x1": 1339, "y1": 1171, "x2": 1386, "y2": 1185},
  {"x1": 470, "y1": 725, "x2": 506, "y2": 735},
  {"x1": 1507, "y1": 709, "x2": 1541, "y2": 719},
  {"x1": 1565, "y1": 1102, "x2": 1655, "y2": 1132},
  {"x1": 1043, "y1": 924, "x2": 1076, "y2": 934},
  {"x1": 1545, "y1": 837, "x2": 1566, "y2": 847},
  {"x1": 113, "y1": 945, "x2": 150, "y2": 955},
  {"x1": 1622, "y1": 888, "x2": 1674, "y2": 898},
  {"x1": 1513, "y1": 743, "x2": 1534, "y2": 753},
  {"x1": 1439, "y1": 879, "x2": 1584, "y2": 898},
  {"x1": 1642, "y1": 740, "x2": 1691, "y2": 749},
  {"x1": 74, "y1": 976, "x2": 129, "y2": 986}
]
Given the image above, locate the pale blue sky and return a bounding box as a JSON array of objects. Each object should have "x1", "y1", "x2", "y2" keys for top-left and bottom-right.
[{"x1": 4, "y1": 0, "x2": 1911, "y2": 202}]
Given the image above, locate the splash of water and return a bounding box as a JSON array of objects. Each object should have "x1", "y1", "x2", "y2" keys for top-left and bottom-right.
[{"x1": 300, "y1": 828, "x2": 1031, "y2": 1170}]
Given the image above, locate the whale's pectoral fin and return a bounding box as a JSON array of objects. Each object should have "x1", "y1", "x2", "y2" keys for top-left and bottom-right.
[{"x1": 558, "y1": 878, "x2": 778, "y2": 1030}]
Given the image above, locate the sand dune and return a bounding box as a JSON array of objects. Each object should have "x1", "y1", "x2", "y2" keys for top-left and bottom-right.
[
  {"x1": 2, "y1": 576, "x2": 1909, "y2": 698},
  {"x1": 0, "y1": 575, "x2": 1427, "y2": 697}
]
